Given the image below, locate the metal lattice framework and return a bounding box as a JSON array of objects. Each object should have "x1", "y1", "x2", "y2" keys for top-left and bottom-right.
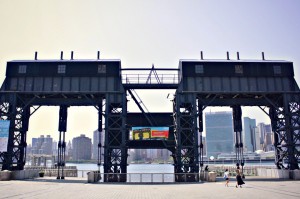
[
  {"x1": 0, "y1": 93, "x2": 30, "y2": 170},
  {"x1": 269, "y1": 94, "x2": 300, "y2": 170},
  {"x1": 173, "y1": 93, "x2": 199, "y2": 181},
  {"x1": 103, "y1": 93, "x2": 127, "y2": 182}
]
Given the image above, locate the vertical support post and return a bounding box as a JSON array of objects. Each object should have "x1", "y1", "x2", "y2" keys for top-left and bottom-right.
[
  {"x1": 1, "y1": 94, "x2": 16, "y2": 170},
  {"x1": 97, "y1": 102, "x2": 103, "y2": 170},
  {"x1": 283, "y1": 95, "x2": 299, "y2": 170},
  {"x1": 197, "y1": 100, "x2": 204, "y2": 169},
  {"x1": 227, "y1": 51, "x2": 230, "y2": 60},
  {"x1": 269, "y1": 106, "x2": 283, "y2": 169},
  {"x1": 232, "y1": 105, "x2": 244, "y2": 173},
  {"x1": 268, "y1": 94, "x2": 300, "y2": 170},
  {"x1": 57, "y1": 105, "x2": 68, "y2": 179},
  {"x1": 103, "y1": 93, "x2": 127, "y2": 182},
  {"x1": 173, "y1": 92, "x2": 199, "y2": 182},
  {"x1": 19, "y1": 106, "x2": 30, "y2": 169}
]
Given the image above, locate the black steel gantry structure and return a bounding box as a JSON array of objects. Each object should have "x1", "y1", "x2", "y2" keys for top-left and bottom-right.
[{"x1": 0, "y1": 52, "x2": 299, "y2": 182}]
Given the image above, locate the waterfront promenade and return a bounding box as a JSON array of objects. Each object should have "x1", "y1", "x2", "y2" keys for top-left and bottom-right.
[{"x1": 0, "y1": 177, "x2": 299, "y2": 199}]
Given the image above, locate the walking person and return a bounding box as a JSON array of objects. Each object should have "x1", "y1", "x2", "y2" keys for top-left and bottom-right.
[
  {"x1": 235, "y1": 169, "x2": 245, "y2": 188},
  {"x1": 223, "y1": 169, "x2": 229, "y2": 187}
]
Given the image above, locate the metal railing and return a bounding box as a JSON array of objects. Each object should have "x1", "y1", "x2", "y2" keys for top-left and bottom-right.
[
  {"x1": 122, "y1": 74, "x2": 179, "y2": 84},
  {"x1": 29, "y1": 164, "x2": 277, "y2": 183}
]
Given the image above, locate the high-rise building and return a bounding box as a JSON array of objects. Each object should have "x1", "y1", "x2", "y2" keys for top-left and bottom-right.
[
  {"x1": 52, "y1": 140, "x2": 57, "y2": 156},
  {"x1": 92, "y1": 130, "x2": 104, "y2": 161},
  {"x1": 243, "y1": 117, "x2": 256, "y2": 152},
  {"x1": 264, "y1": 124, "x2": 274, "y2": 151},
  {"x1": 31, "y1": 135, "x2": 53, "y2": 155},
  {"x1": 257, "y1": 123, "x2": 266, "y2": 146},
  {"x1": 205, "y1": 111, "x2": 234, "y2": 159},
  {"x1": 202, "y1": 136, "x2": 207, "y2": 156},
  {"x1": 72, "y1": 134, "x2": 92, "y2": 161},
  {"x1": 254, "y1": 127, "x2": 261, "y2": 151}
]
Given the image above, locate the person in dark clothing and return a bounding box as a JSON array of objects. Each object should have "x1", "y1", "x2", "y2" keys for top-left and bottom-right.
[
  {"x1": 204, "y1": 165, "x2": 209, "y2": 171},
  {"x1": 235, "y1": 169, "x2": 245, "y2": 188}
]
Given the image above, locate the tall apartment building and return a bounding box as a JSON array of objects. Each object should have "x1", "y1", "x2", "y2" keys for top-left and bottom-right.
[
  {"x1": 31, "y1": 135, "x2": 53, "y2": 155},
  {"x1": 257, "y1": 123, "x2": 266, "y2": 146},
  {"x1": 264, "y1": 124, "x2": 274, "y2": 151},
  {"x1": 243, "y1": 117, "x2": 256, "y2": 152},
  {"x1": 92, "y1": 130, "x2": 104, "y2": 161},
  {"x1": 72, "y1": 134, "x2": 92, "y2": 161},
  {"x1": 255, "y1": 123, "x2": 274, "y2": 152},
  {"x1": 254, "y1": 127, "x2": 261, "y2": 151},
  {"x1": 205, "y1": 111, "x2": 234, "y2": 159}
]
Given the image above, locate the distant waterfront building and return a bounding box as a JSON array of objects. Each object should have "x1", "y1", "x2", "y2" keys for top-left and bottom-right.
[
  {"x1": 264, "y1": 124, "x2": 274, "y2": 151},
  {"x1": 31, "y1": 135, "x2": 53, "y2": 155},
  {"x1": 52, "y1": 140, "x2": 57, "y2": 156},
  {"x1": 243, "y1": 117, "x2": 256, "y2": 152},
  {"x1": 92, "y1": 130, "x2": 104, "y2": 161},
  {"x1": 205, "y1": 111, "x2": 234, "y2": 159},
  {"x1": 72, "y1": 134, "x2": 92, "y2": 161},
  {"x1": 156, "y1": 149, "x2": 171, "y2": 162},
  {"x1": 257, "y1": 123, "x2": 266, "y2": 147},
  {"x1": 254, "y1": 127, "x2": 261, "y2": 151},
  {"x1": 66, "y1": 141, "x2": 72, "y2": 160},
  {"x1": 202, "y1": 136, "x2": 207, "y2": 156}
]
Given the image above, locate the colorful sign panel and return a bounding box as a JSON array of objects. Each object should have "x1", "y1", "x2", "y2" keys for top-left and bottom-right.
[
  {"x1": 132, "y1": 127, "x2": 169, "y2": 140},
  {"x1": 0, "y1": 120, "x2": 10, "y2": 152}
]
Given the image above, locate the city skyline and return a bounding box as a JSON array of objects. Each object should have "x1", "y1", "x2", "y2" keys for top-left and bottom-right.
[{"x1": 1, "y1": 1, "x2": 299, "y2": 144}]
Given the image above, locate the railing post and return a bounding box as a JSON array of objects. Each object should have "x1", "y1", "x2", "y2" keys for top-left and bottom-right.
[
  {"x1": 140, "y1": 173, "x2": 142, "y2": 183},
  {"x1": 162, "y1": 173, "x2": 164, "y2": 183},
  {"x1": 151, "y1": 173, "x2": 153, "y2": 183},
  {"x1": 129, "y1": 173, "x2": 131, "y2": 182}
]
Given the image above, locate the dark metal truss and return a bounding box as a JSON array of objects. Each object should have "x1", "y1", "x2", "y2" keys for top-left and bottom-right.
[
  {"x1": 173, "y1": 93, "x2": 199, "y2": 181},
  {"x1": 269, "y1": 94, "x2": 300, "y2": 170},
  {"x1": 0, "y1": 93, "x2": 30, "y2": 170},
  {"x1": 103, "y1": 93, "x2": 127, "y2": 182}
]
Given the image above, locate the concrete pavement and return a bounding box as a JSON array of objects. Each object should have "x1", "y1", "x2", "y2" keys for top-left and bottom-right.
[{"x1": 0, "y1": 177, "x2": 299, "y2": 199}]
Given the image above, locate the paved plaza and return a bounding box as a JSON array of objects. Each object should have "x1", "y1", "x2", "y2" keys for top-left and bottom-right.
[{"x1": 0, "y1": 177, "x2": 299, "y2": 199}]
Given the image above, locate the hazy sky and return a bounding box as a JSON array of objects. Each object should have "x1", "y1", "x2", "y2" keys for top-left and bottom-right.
[{"x1": 0, "y1": 0, "x2": 300, "y2": 144}]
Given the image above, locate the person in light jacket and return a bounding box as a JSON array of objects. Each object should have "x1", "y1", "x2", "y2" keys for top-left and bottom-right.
[{"x1": 223, "y1": 169, "x2": 230, "y2": 187}]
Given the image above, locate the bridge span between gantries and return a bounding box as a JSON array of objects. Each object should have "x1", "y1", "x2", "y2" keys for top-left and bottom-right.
[{"x1": 0, "y1": 51, "x2": 299, "y2": 182}]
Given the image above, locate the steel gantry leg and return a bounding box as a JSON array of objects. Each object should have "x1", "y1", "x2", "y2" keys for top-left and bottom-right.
[
  {"x1": 197, "y1": 100, "x2": 204, "y2": 170},
  {"x1": 269, "y1": 94, "x2": 300, "y2": 170},
  {"x1": 103, "y1": 93, "x2": 127, "y2": 182},
  {"x1": 57, "y1": 105, "x2": 68, "y2": 179},
  {"x1": 232, "y1": 105, "x2": 245, "y2": 172},
  {"x1": 173, "y1": 93, "x2": 199, "y2": 182},
  {"x1": 0, "y1": 93, "x2": 31, "y2": 171},
  {"x1": 97, "y1": 102, "x2": 103, "y2": 171}
]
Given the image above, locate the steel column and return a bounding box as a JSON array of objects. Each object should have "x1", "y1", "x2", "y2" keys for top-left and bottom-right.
[
  {"x1": 269, "y1": 93, "x2": 300, "y2": 170},
  {"x1": 173, "y1": 93, "x2": 199, "y2": 182},
  {"x1": 103, "y1": 93, "x2": 127, "y2": 182},
  {"x1": 0, "y1": 93, "x2": 30, "y2": 170},
  {"x1": 57, "y1": 105, "x2": 68, "y2": 179},
  {"x1": 232, "y1": 105, "x2": 244, "y2": 171}
]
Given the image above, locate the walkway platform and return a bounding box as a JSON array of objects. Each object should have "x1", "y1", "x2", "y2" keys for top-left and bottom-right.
[{"x1": 0, "y1": 177, "x2": 299, "y2": 199}]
